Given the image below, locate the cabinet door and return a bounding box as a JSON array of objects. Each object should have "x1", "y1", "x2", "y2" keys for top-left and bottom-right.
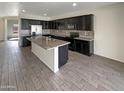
[
  {"x1": 21, "y1": 19, "x2": 30, "y2": 30},
  {"x1": 59, "y1": 45, "x2": 68, "y2": 67},
  {"x1": 58, "y1": 19, "x2": 65, "y2": 30},
  {"x1": 81, "y1": 16, "x2": 86, "y2": 30},
  {"x1": 66, "y1": 18, "x2": 70, "y2": 30},
  {"x1": 55, "y1": 21, "x2": 59, "y2": 29},
  {"x1": 30, "y1": 20, "x2": 41, "y2": 25},
  {"x1": 64, "y1": 18, "x2": 77, "y2": 30},
  {"x1": 49, "y1": 21, "x2": 56, "y2": 29},
  {"x1": 75, "y1": 17, "x2": 82, "y2": 30},
  {"x1": 84, "y1": 14, "x2": 93, "y2": 31},
  {"x1": 45, "y1": 21, "x2": 49, "y2": 29},
  {"x1": 75, "y1": 40, "x2": 81, "y2": 52},
  {"x1": 42, "y1": 21, "x2": 46, "y2": 29},
  {"x1": 48, "y1": 21, "x2": 52, "y2": 29},
  {"x1": 68, "y1": 18, "x2": 76, "y2": 30},
  {"x1": 22, "y1": 36, "x2": 31, "y2": 47},
  {"x1": 75, "y1": 40, "x2": 93, "y2": 56},
  {"x1": 63, "y1": 19, "x2": 67, "y2": 30},
  {"x1": 40, "y1": 21, "x2": 43, "y2": 27},
  {"x1": 81, "y1": 42, "x2": 90, "y2": 55},
  {"x1": 53, "y1": 21, "x2": 57, "y2": 29}
]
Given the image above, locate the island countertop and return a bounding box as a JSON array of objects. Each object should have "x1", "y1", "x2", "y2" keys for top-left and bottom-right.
[{"x1": 27, "y1": 36, "x2": 70, "y2": 50}]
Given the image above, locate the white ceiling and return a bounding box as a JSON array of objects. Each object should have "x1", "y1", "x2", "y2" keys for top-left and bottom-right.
[
  {"x1": 0, "y1": 2, "x2": 116, "y2": 17},
  {"x1": 0, "y1": 2, "x2": 19, "y2": 17}
]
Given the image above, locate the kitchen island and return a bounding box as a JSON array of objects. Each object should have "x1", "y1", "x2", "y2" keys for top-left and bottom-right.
[{"x1": 28, "y1": 36, "x2": 70, "y2": 73}]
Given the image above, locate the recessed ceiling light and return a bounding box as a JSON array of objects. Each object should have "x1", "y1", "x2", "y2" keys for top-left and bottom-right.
[
  {"x1": 43, "y1": 13, "x2": 47, "y2": 16},
  {"x1": 22, "y1": 9, "x2": 26, "y2": 13},
  {"x1": 72, "y1": 3, "x2": 77, "y2": 7}
]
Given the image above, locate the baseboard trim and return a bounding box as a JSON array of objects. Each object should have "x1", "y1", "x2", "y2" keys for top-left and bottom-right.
[{"x1": 94, "y1": 53, "x2": 124, "y2": 64}]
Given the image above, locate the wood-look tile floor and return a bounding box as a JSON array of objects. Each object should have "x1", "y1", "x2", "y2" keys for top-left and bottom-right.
[{"x1": 0, "y1": 41, "x2": 124, "y2": 91}]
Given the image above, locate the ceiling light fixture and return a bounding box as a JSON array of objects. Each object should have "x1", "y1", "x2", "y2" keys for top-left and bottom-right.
[
  {"x1": 22, "y1": 9, "x2": 26, "y2": 13},
  {"x1": 72, "y1": 3, "x2": 77, "y2": 7},
  {"x1": 43, "y1": 13, "x2": 47, "y2": 16}
]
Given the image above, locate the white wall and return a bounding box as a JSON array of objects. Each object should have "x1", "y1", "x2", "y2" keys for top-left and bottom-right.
[
  {"x1": 94, "y1": 3, "x2": 124, "y2": 63},
  {"x1": 0, "y1": 18, "x2": 4, "y2": 41},
  {"x1": 51, "y1": 3, "x2": 124, "y2": 63}
]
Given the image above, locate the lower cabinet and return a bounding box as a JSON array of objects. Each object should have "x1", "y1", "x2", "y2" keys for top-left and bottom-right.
[
  {"x1": 59, "y1": 45, "x2": 68, "y2": 68},
  {"x1": 74, "y1": 40, "x2": 81, "y2": 52},
  {"x1": 75, "y1": 39, "x2": 94, "y2": 56},
  {"x1": 21, "y1": 36, "x2": 31, "y2": 47},
  {"x1": 45, "y1": 35, "x2": 75, "y2": 50},
  {"x1": 43, "y1": 34, "x2": 94, "y2": 56},
  {"x1": 64, "y1": 37, "x2": 75, "y2": 51}
]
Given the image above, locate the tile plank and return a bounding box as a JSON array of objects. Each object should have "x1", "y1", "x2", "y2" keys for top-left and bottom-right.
[{"x1": 0, "y1": 41, "x2": 124, "y2": 91}]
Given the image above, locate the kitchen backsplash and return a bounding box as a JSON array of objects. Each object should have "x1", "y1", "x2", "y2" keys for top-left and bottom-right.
[
  {"x1": 20, "y1": 29, "x2": 94, "y2": 39},
  {"x1": 19, "y1": 30, "x2": 30, "y2": 36},
  {"x1": 48, "y1": 29, "x2": 94, "y2": 39},
  {"x1": 42, "y1": 29, "x2": 50, "y2": 35}
]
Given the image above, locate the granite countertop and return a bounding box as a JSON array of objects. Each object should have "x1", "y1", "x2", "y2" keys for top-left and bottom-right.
[
  {"x1": 50, "y1": 33, "x2": 70, "y2": 38},
  {"x1": 50, "y1": 34, "x2": 94, "y2": 41},
  {"x1": 74, "y1": 37, "x2": 94, "y2": 41},
  {"x1": 27, "y1": 36, "x2": 70, "y2": 50}
]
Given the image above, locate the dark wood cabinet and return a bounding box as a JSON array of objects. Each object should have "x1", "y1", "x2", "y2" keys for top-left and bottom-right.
[
  {"x1": 49, "y1": 34, "x2": 94, "y2": 56},
  {"x1": 59, "y1": 45, "x2": 68, "y2": 67},
  {"x1": 48, "y1": 21, "x2": 58, "y2": 29},
  {"x1": 74, "y1": 17, "x2": 82, "y2": 30},
  {"x1": 21, "y1": 14, "x2": 94, "y2": 31},
  {"x1": 48, "y1": 21, "x2": 52, "y2": 29},
  {"x1": 52, "y1": 21, "x2": 57, "y2": 29},
  {"x1": 21, "y1": 19, "x2": 50, "y2": 30},
  {"x1": 21, "y1": 19, "x2": 31, "y2": 30},
  {"x1": 75, "y1": 40, "x2": 81, "y2": 52},
  {"x1": 57, "y1": 18, "x2": 75, "y2": 30},
  {"x1": 57, "y1": 19, "x2": 66, "y2": 30},
  {"x1": 75, "y1": 39, "x2": 94, "y2": 56},
  {"x1": 82, "y1": 14, "x2": 94, "y2": 31},
  {"x1": 30, "y1": 20, "x2": 41, "y2": 25},
  {"x1": 43, "y1": 34, "x2": 94, "y2": 56},
  {"x1": 64, "y1": 37, "x2": 75, "y2": 50},
  {"x1": 45, "y1": 21, "x2": 49, "y2": 29},
  {"x1": 55, "y1": 14, "x2": 94, "y2": 31},
  {"x1": 21, "y1": 36, "x2": 31, "y2": 47},
  {"x1": 41, "y1": 21, "x2": 49, "y2": 29},
  {"x1": 66, "y1": 18, "x2": 75, "y2": 30}
]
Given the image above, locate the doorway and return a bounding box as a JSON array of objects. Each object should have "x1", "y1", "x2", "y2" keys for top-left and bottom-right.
[{"x1": 7, "y1": 20, "x2": 19, "y2": 41}]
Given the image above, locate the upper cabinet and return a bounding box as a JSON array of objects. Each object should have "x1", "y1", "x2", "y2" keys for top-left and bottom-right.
[
  {"x1": 82, "y1": 14, "x2": 94, "y2": 31},
  {"x1": 40, "y1": 21, "x2": 49, "y2": 29},
  {"x1": 21, "y1": 19, "x2": 31, "y2": 30},
  {"x1": 21, "y1": 14, "x2": 94, "y2": 31},
  {"x1": 55, "y1": 14, "x2": 94, "y2": 31},
  {"x1": 21, "y1": 19, "x2": 50, "y2": 30},
  {"x1": 30, "y1": 20, "x2": 41, "y2": 25}
]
